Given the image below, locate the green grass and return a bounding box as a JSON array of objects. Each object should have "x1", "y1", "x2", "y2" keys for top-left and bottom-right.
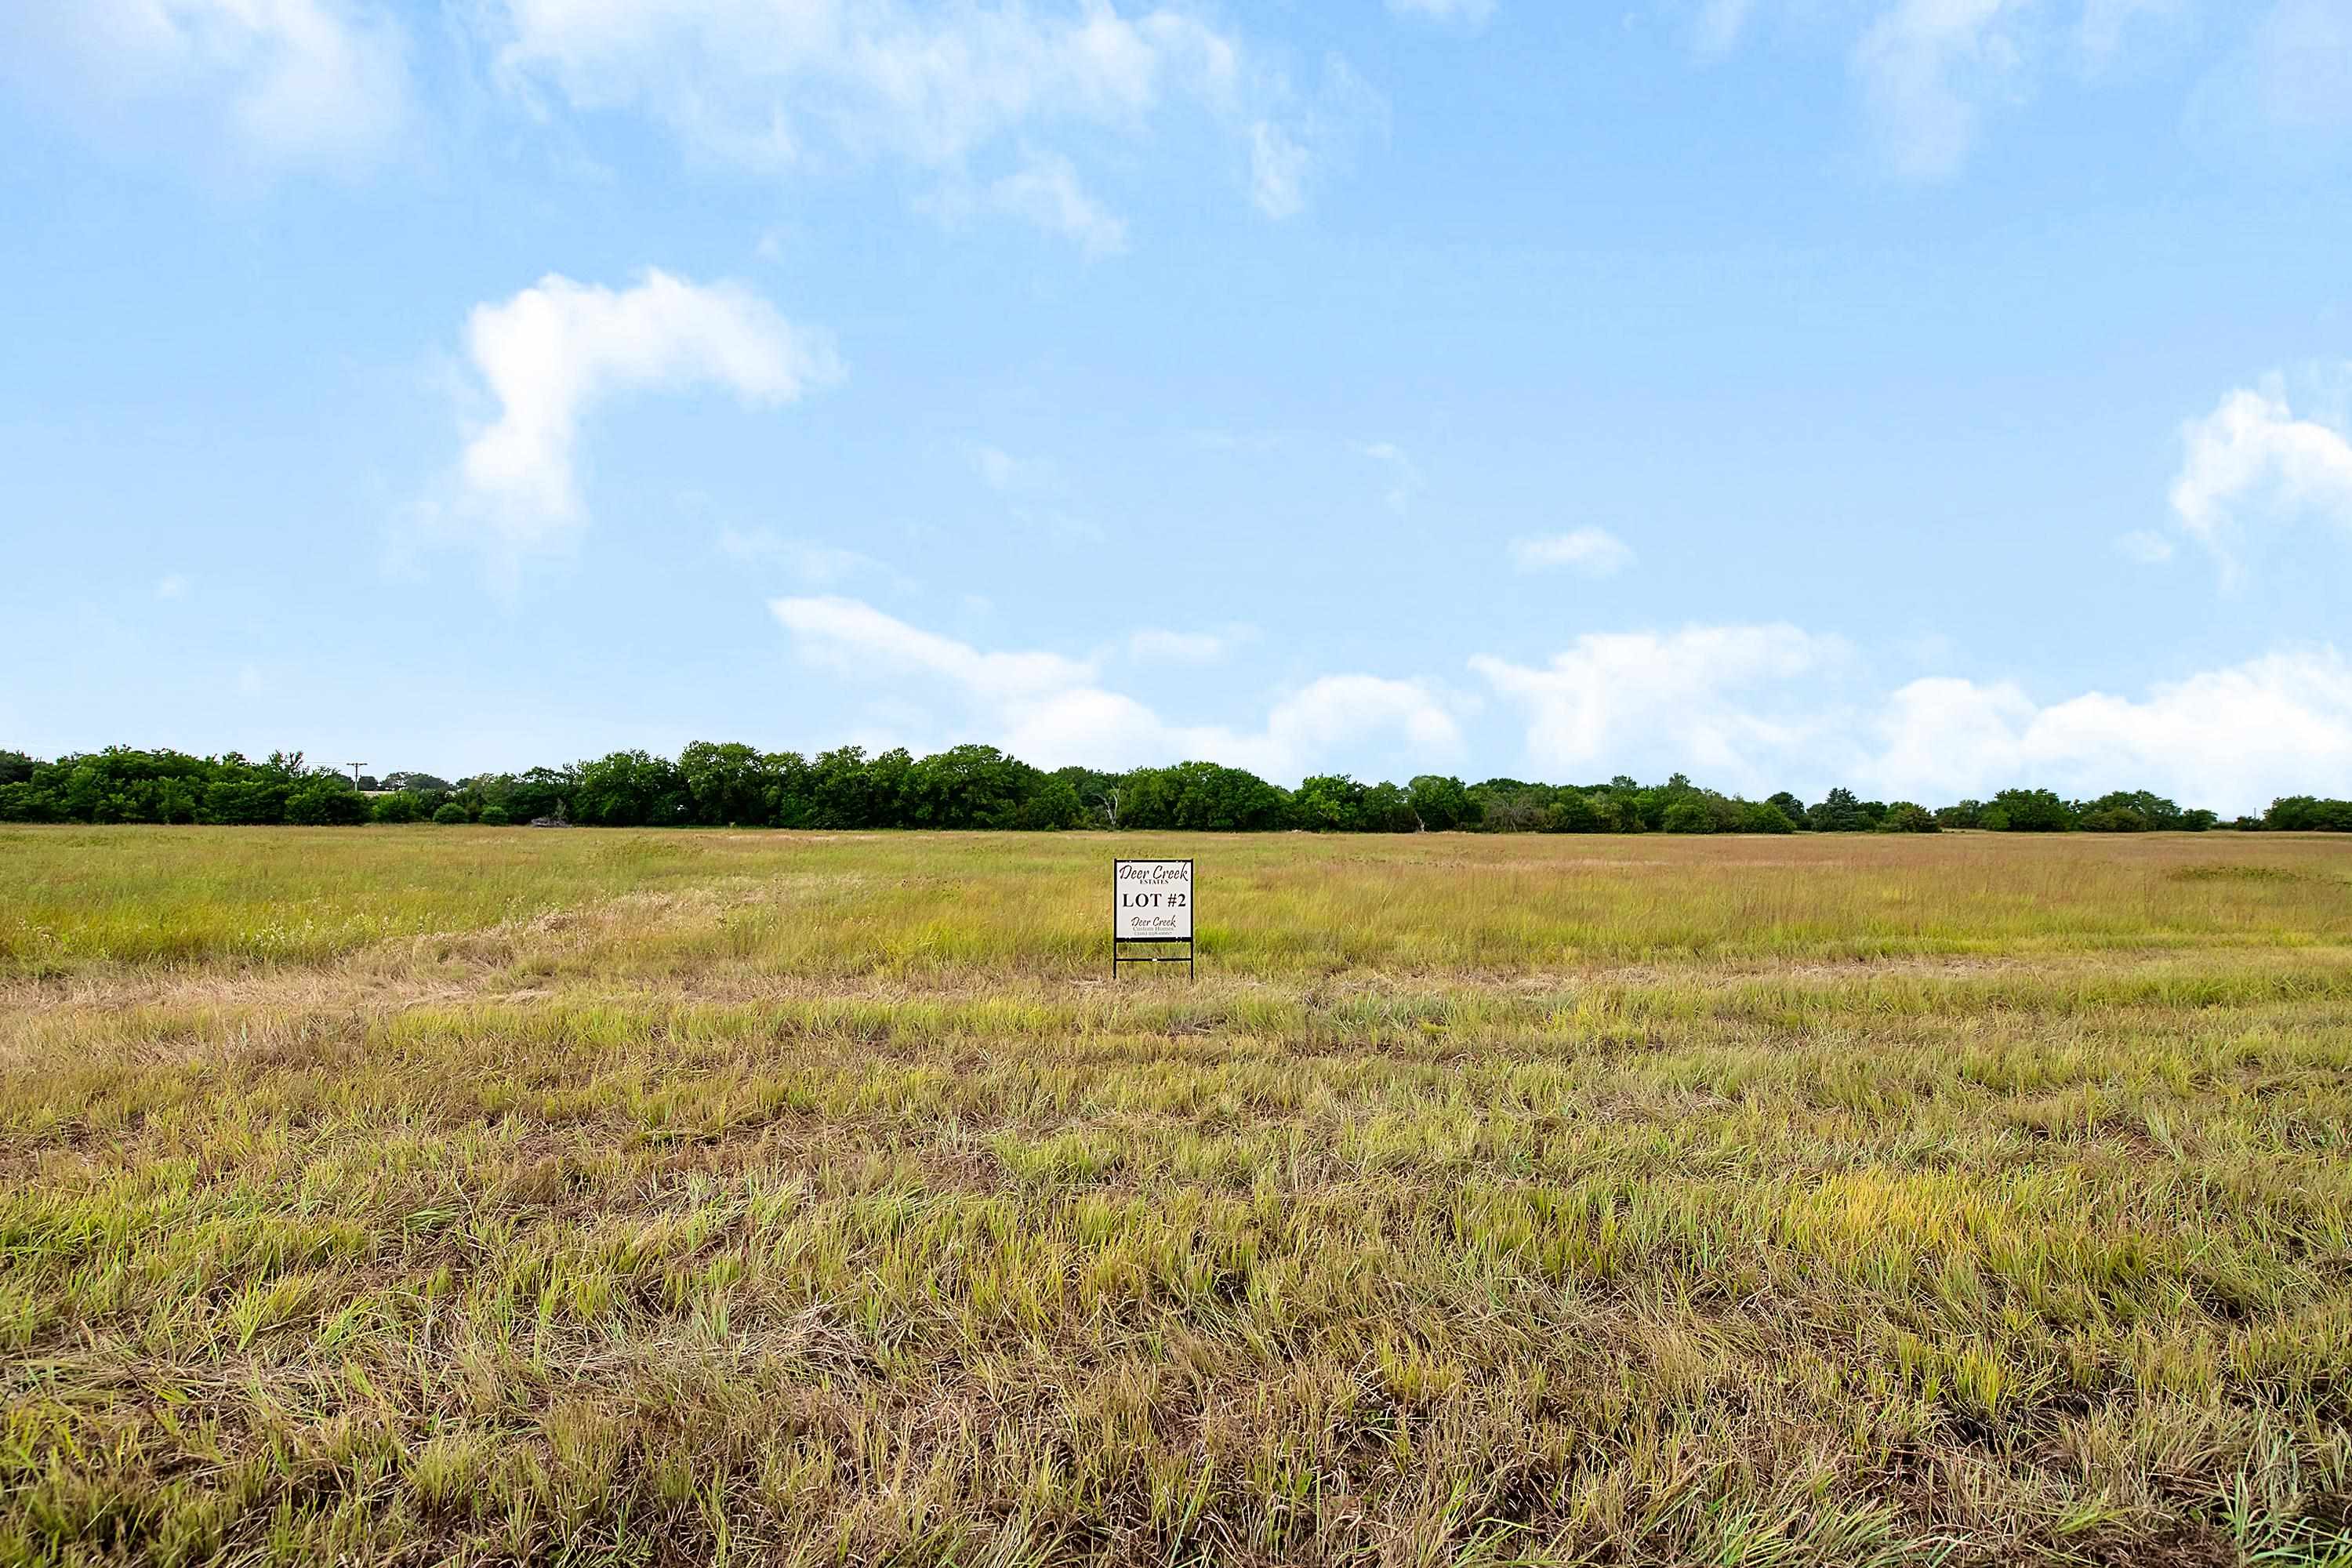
[{"x1": 2, "y1": 826, "x2": 2350, "y2": 1565}]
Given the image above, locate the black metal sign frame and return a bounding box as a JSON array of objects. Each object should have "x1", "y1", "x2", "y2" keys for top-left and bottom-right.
[{"x1": 1112, "y1": 858, "x2": 1194, "y2": 980}]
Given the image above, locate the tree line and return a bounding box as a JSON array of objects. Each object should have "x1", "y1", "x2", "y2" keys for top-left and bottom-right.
[{"x1": 4, "y1": 744, "x2": 2344, "y2": 834}]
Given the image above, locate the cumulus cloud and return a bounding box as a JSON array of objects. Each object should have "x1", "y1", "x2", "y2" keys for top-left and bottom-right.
[
  {"x1": 2168, "y1": 379, "x2": 2352, "y2": 575},
  {"x1": 1509, "y1": 528, "x2": 1635, "y2": 576},
  {"x1": 1478, "y1": 622, "x2": 2352, "y2": 815},
  {"x1": 1472, "y1": 625, "x2": 1849, "y2": 791},
  {"x1": 0, "y1": 0, "x2": 410, "y2": 171},
  {"x1": 1868, "y1": 652, "x2": 2352, "y2": 810},
  {"x1": 483, "y1": 0, "x2": 1332, "y2": 243},
  {"x1": 452, "y1": 269, "x2": 841, "y2": 550},
  {"x1": 771, "y1": 595, "x2": 1458, "y2": 779}
]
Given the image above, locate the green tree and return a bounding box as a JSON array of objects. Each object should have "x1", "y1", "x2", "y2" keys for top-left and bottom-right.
[
  {"x1": 1406, "y1": 775, "x2": 1479, "y2": 832},
  {"x1": 285, "y1": 779, "x2": 369, "y2": 826},
  {"x1": 1124, "y1": 762, "x2": 1289, "y2": 831},
  {"x1": 573, "y1": 750, "x2": 687, "y2": 826},
  {"x1": 381, "y1": 771, "x2": 454, "y2": 794},
  {"x1": 2262, "y1": 797, "x2": 2352, "y2": 832},
  {"x1": 1543, "y1": 793, "x2": 1605, "y2": 833},
  {"x1": 371, "y1": 791, "x2": 430, "y2": 824},
  {"x1": 1987, "y1": 788, "x2": 2074, "y2": 832},
  {"x1": 2082, "y1": 790, "x2": 2180, "y2": 830},
  {"x1": 1359, "y1": 781, "x2": 1417, "y2": 833},
  {"x1": 1291, "y1": 775, "x2": 1366, "y2": 832},
  {"x1": 904, "y1": 744, "x2": 1042, "y2": 829},
  {"x1": 1807, "y1": 787, "x2": 1867, "y2": 833},
  {"x1": 1661, "y1": 799, "x2": 1716, "y2": 833},
  {"x1": 678, "y1": 741, "x2": 775, "y2": 826},
  {"x1": 1051, "y1": 766, "x2": 1124, "y2": 828}
]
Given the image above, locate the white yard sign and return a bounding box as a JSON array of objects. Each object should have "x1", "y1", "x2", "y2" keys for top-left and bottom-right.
[{"x1": 1113, "y1": 859, "x2": 1193, "y2": 942}]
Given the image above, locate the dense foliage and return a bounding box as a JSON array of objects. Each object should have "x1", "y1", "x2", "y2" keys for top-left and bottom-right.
[{"x1": 0, "y1": 743, "x2": 2325, "y2": 832}]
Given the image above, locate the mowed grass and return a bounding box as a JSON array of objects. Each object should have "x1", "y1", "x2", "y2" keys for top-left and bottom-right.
[{"x1": 2, "y1": 829, "x2": 2350, "y2": 1565}]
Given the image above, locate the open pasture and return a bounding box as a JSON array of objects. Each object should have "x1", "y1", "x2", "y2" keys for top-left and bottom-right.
[{"x1": 2, "y1": 826, "x2": 2350, "y2": 1565}]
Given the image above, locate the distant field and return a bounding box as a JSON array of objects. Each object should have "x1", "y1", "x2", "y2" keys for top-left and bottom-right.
[{"x1": 2, "y1": 827, "x2": 2350, "y2": 1565}]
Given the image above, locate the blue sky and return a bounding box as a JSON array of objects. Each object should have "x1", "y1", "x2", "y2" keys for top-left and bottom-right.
[{"x1": 4, "y1": 0, "x2": 2351, "y2": 813}]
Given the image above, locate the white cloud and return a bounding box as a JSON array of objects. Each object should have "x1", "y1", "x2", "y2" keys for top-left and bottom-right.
[
  {"x1": 771, "y1": 595, "x2": 1458, "y2": 779},
  {"x1": 0, "y1": 0, "x2": 410, "y2": 171},
  {"x1": 1358, "y1": 441, "x2": 1421, "y2": 514},
  {"x1": 1691, "y1": 0, "x2": 1758, "y2": 56},
  {"x1": 982, "y1": 152, "x2": 1129, "y2": 256},
  {"x1": 965, "y1": 440, "x2": 1046, "y2": 494},
  {"x1": 1472, "y1": 625, "x2": 1848, "y2": 790},
  {"x1": 922, "y1": 151, "x2": 1129, "y2": 255},
  {"x1": 2186, "y1": 0, "x2": 2352, "y2": 168},
  {"x1": 774, "y1": 595, "x2": 1092, "y2": 700},
  {"x1": 2077, "y1": 0, "x2": 2183, "y2": 68},
  {"x1": 1129, "y1": 628, "x2": 1229, "y2": 664},
  {"x1": 1247, "y1": 120, "x2": 1312, "y2": 219},
  {"x1": 717, "y1": 528, "x2": 917, "y2": 591},
  {"x1": 482, "y1": 0, "x2": 1328, "y2": 242},
  {"x1": 1388, "y1": 0, "x2": 1496, "y2": 24},
  {"x1": 2168, "y1": 379, "x2": 2352, "y2": 575},
  {"x1": 1868, "y1": 652, "x2": 2352, "y2": 810},
  {"x1": 452, "y1": 269, "x2": 841, "y2": 550},
  {"x1": 1509, "y1": 528, "x2": 1636, "y2": 576},
  {"x1": 1853, "y1": 0, "x2": 2028, "y2": 180},
  {"x1": 1478, "y1": 622, "x2": 2352, "y2": 814}
]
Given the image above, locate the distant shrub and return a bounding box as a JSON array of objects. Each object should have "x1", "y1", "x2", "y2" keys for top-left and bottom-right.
[
  {"x1": 1987, "y1": 788, "x2": 2074, "y2": 832},
  {"x1": 1880, "y1": 803, "x2": 1940, "y2": 833},
  {"x1": 2264, "y1": 797, "x2": 2352, "y2": 832},
  {"x1": 284, "y1": 782, "x2": 369, "y2": 826},
  {"x1": 1661, "y1": 800, "x2": 1715, "y2": 833},
  {"x1": 430, "y1": 803, "x2": 468, "y2": 825},
  {"x1": 477, "y1": 806, "x2": 512, "y2": 826}
]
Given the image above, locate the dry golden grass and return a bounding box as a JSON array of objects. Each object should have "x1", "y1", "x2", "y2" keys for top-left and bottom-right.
[{"x1": 2, "y1": 826, "x2": 2350, "y2": 1565}]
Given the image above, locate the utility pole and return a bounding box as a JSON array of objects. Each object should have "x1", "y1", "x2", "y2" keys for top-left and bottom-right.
[{"x1": 347, "y1": 762, "x2": 368, "y2": 791}]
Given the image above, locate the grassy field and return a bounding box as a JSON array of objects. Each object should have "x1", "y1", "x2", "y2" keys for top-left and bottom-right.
[{"x1": 3, "y1": 826, "x2": 2350, "y2": 1566}]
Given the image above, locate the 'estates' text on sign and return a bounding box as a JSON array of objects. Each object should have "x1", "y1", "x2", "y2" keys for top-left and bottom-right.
[{"x1": 1113, "y1": 860, "x2": 1192, "y2": 941}]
